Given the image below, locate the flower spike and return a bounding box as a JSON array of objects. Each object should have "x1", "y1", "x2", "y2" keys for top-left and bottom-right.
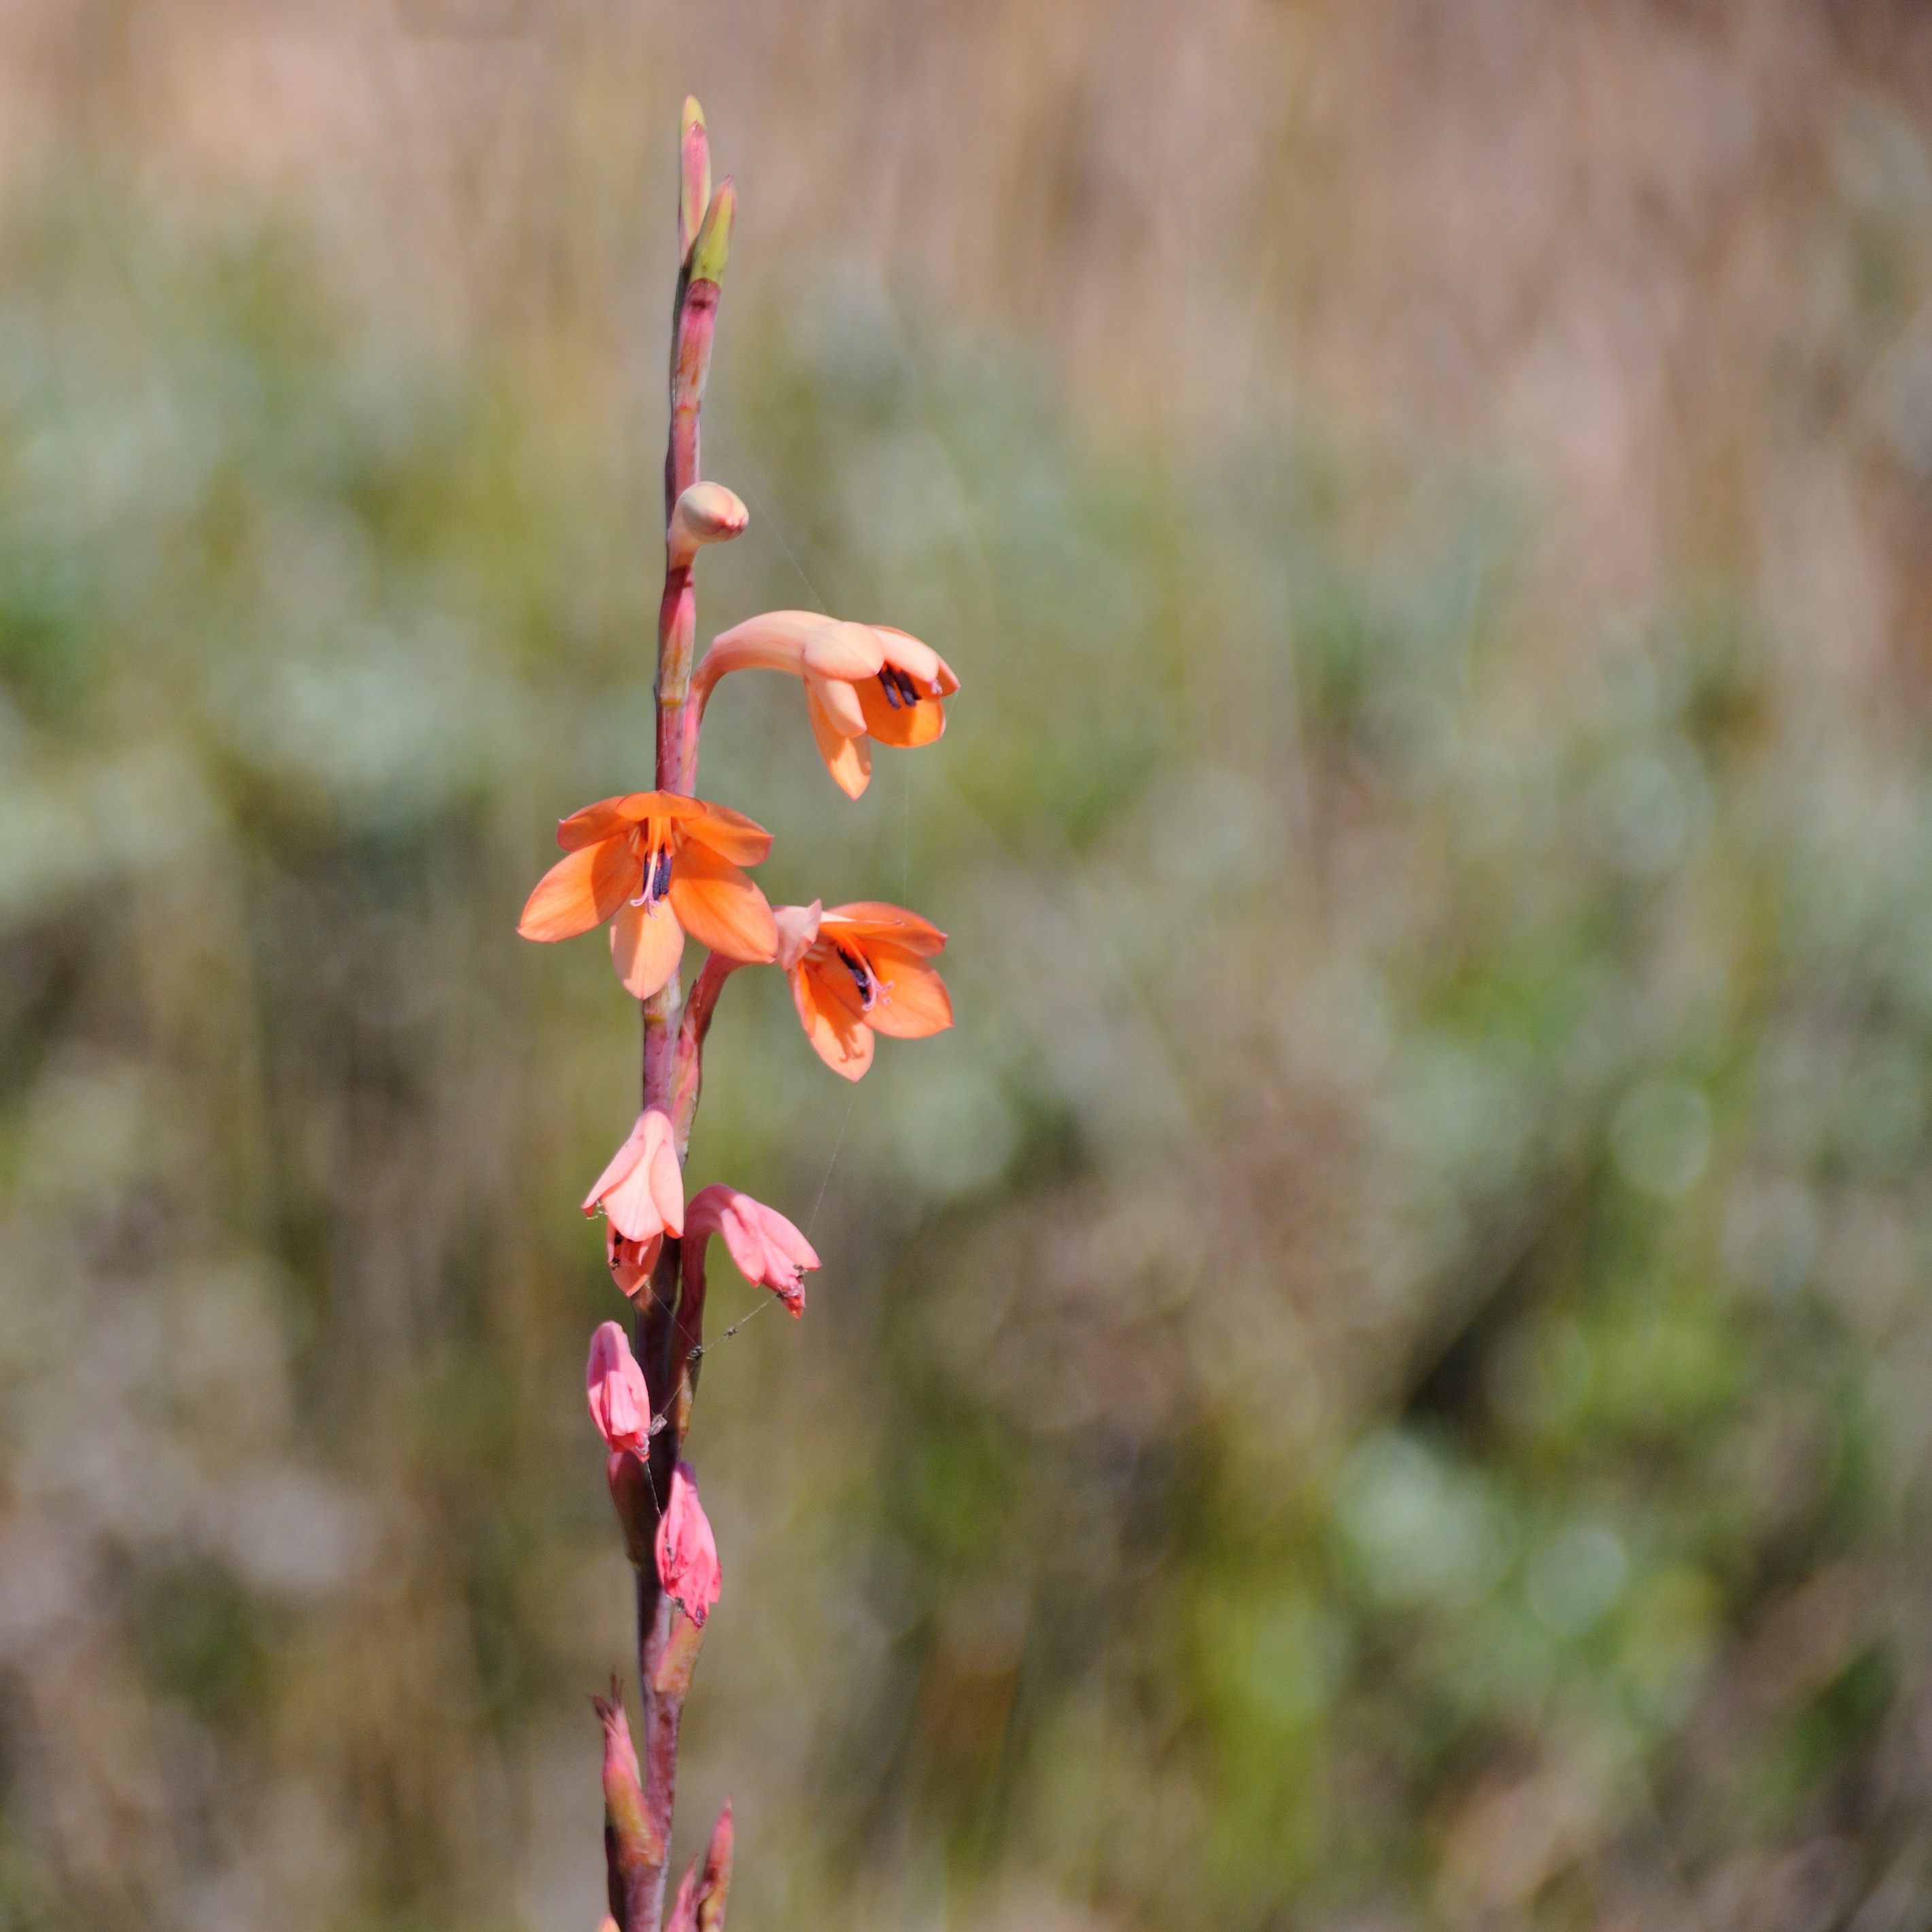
[
  {"x1": 778, "y1": 900, "x2": 952, "y2": 1079},
  {"x1": 518, "y1": 791, "x2": 778, "y2": 1001},
  {"x1": 695, "y1": 611, "x2": 959, "y2": 798},
  {"x1": 656, "y1": 1462, "x2": 722, "y2": 1625}
]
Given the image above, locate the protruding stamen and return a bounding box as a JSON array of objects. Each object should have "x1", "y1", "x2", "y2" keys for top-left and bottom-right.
[
  {"x1": 834, "y1": 943, "x2": 877, "y2": 1011},
  {"x1": 878, "y1": 666, "x2": 922, "y2": 710},
  {"x1": 630, "y1": 832, "x2": 676, "y2": 908}
]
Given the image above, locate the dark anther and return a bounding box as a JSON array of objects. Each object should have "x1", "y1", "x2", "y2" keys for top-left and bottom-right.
[
  {"x1": 836, "y1": 944, "x2": 876, "y2": 1008},
  {"x1": 878, "y1": 670, "x2": 903, "y2": 709}
]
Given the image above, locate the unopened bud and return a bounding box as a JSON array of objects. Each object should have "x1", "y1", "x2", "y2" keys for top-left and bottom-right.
[
  {"x1": 678, "y1": 97, "x2": 711, "y2": 264},
  {"x1": 668, "y1": 482, "x2": 748, "y2": 567},
  {"x1": 593, "y1": 1679, "x2": 664, "y2": 1874},
  {"x1": 689, "y1": 180, "x2": 735, "y2": 288},
  {"x1": 587, "y1": 1322, "x2": 653, "y2": 1457},
  {"x1": 655, "y1": 1461, "x2": 722, "y2": 1625}
]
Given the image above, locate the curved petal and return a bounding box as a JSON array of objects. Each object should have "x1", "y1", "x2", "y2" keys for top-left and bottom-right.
[
  {"x1": 668, "y1": 844, "x2": 778, "y2": 963},
  {"x1": 753, "y1": 1200, "x2": 818, "y2": 1273},
  {"x1": 714, "y1": 1196, "x2": 773, "y2": 1284},
  {"x1": 823, "y1": 902, "x2": 947, "y2": 956},
  {"x1": 806, "y1": 686, "x2": 872, "y2": 799},
  {"x1": 640, "y1": 1109, "x2": 685, "y2": 1238},
  {"x1": 607, "y1": 1226, "x2": 662, "y2": 1303},
  {"x1": 681, "y1": 799, "x2": 772, "y2": 867},
  {"x1": 856, "y1": 672, "x2": 948, "y2": 748},
  {"x1": 862, "y1": 943, "x2": 954, "y2": 1039},
  {"x1": 804, "y1": 668, "x2": 867, "y2": 739},
  {"x1": 610, "y1": 897, "x2": 685, "y2": 1001},
  {"x1": 585, "y1": 1115, "x2": 646, "y2": 1216},
  {"x1": 519, "y1": 840, "x2": 637, "y2": 942},
  {"x1": 802, "y1": 949, "x2": 869, "y2": 1022},
  {"x1": 872, "y1": 627, "x2": 944, "y2": 689},
  {"x1": 801, "y1": 620, "x2": 886, "y2": 680},
  {"x1": 559, "y1": 792, "x2": 697, "y2": 850},
  {"x1": 707, "y1": 609, "x2": 833, "y2": 661},
  {"x1": 773, "y1": 900, "x2": 823, "y2": 972},
  {"x1": 791, "y1": 967, "x2": 874, "y2": 1080}
]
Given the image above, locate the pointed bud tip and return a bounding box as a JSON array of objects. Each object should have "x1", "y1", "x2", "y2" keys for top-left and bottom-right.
[
  {"x1": 681, "y1": 96, "x2": 705, "y2": 135},
  {"x1": 689, "y1": 179, "x2": 736, "y2": 286}
]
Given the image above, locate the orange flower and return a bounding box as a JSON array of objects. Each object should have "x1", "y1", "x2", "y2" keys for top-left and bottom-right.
[
  {"x1": 773, "y1": 899, "x2": 952, "y2": 1080},
  {"x1": 518, "y1": 791, "x2": 778, "y2": 1000},
  {"x1": 695, "y1": 612, "x2": 958, "y2": 799}
]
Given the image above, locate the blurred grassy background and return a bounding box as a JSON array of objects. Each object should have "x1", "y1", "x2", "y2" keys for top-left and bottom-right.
[{"x1": 5, "y1": 3, "x2": 1932, "y2": 1929}]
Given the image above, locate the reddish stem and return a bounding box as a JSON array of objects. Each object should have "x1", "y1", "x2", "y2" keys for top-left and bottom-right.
[{"x1": 617, "y1": 165, "x2": 729, "y2": 1932}]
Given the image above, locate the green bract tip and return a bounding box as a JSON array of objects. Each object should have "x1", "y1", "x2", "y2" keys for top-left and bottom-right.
[{"x1": 689, "y1": 180, "x2": 735, "y2": 286}]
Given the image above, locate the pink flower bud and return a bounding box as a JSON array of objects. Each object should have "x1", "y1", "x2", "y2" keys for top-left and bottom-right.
[
  {"x1": 593, "y1": 1678, "x2": 663, "y2": 1883},
  {"x1": 687, "y1": 1184, "x2": 818, "y2": 1316},
  {"x1": 586, "y1": 1322, "x2": 652, "y2": 1457},
  {"x1": 668, "y1": 482, "x2": 748, "y2": 568},
  {"x1": 585, "y1": 1107, "x2": 685, "y2": 1243},
  {"x1": 655, "y1": 1461, "x2": 721, "y2": 1625}
]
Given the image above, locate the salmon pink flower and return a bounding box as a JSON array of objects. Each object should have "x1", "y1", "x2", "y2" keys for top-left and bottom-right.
[
  {"x1": 518, "y1": 791, "x2": 778, "y2": 1001},
  {"x1": 583, "y1": 1107, "x2": 685, "y2": 1244},
  {"x1": 656, "y1": 1462, "x2": 721, "y2": 1625},
  {"x1": 774, "y1": 899, "x2": 952, "y2": 1081},
  {"x1": 695, "y1": 611, "x2": 958, "y2": 799},
  {"x1": 587, "y1": 1322, "x2": 653, "y2": 1458},
  {"x1": 686, "y1": 1184, "x2": 818, "y2": 1316}
]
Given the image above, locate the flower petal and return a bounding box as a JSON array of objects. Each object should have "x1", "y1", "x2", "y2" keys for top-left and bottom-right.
[
  {"x1": 801, "y1": 619, "x2": 886, "y2": 680},
  {"x1": 862, "y1": 942, "x2": 954, "y2": 1039},
  {"x1": 680, "y1": 799, "x2": 772, "y2": 868},
  {"x1": 559, "y1": 793, "x2": 696, "y2": 850},
  {"x1": 600, "y1": 1158, "x2": 663, "y2": 1242},
  {"x1": 773, "y1": 901, "x2": 823, "y2": 972},
  {"x1": 714, "y1": 1197, "x2": 771, "y2": 1283},
  {"x1": 640, "y1": 1108, "x2": 685, "y2": 1238},
  {"x1": 607, "y1": 1226, "x2": 663, "y2": 1302},
  {"x1": 874, "y1": 626, "x2": 947, "y2": 689},
  {"x1": 806, "y1": 686, "x2": 872, "y2": 799},
  {"x1": 610, "y1": 898, "x2": 685, "y2": 1001},
  {"x1": 753, "y1": 1199, "x2": 818, "y2": 1273},
  {"x1": 803, "y1": 949, "x2": 870, "y2": 1021},
  {"x1": 668, "y1": 844, "x2": 778, "y2": 962},
  {"x1": 804, "y1": 668, "x2": 867, "y2": 739},
  {"x1": 856, "y1": 672, "x2": 948, "y2": 748},
  {"x1": 822, "y1": 902, "x2": 947, "y2": 957},
  {"x1": 791, "y1": 966, "x2": 874, "y2": 1080},
  {"x1": 585, "y1": 1114, "x2": 647, "y2": 1216},
  {"x1": 519, "y1": 840, "x2": 637, "y2": 942}
]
